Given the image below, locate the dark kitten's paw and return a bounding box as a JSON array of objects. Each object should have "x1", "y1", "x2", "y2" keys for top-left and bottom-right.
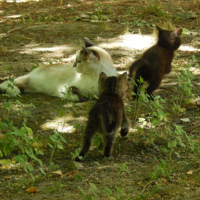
[
  {"x1": 147, "y1": 94, "x2": 155, "y2": 101},
  {"x1": 120, "y1": 128, "x2": 129, "y2": 137},
  {"x1": 75, "y1": 157, "x2": 83, "y2": 162},
  {"x1": 104, "y1": 153, "x2": 111, "y2": 157},
  {"x1": 75, "y1": 154, "x2": 84, "y2": 162},
  {"x1": 104, "y1": 149, "x2": 111, "y2": 157}
]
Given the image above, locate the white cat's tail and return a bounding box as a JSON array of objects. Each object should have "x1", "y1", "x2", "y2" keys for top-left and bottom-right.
[{"x1": 0, "y1": 75, "x2": 29, "y2": 96}]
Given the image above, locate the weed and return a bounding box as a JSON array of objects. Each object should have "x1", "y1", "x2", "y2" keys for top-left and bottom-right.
[
  {"x1": 151, "y1": 158, "x2": 171, "y2": 179},
  {"x1": 172, "y1": 56, "x2": 194, "y2": 114},
  {"x1": 142, "y1": 5, "x2": 168, "y2": 18},
  {"x1": 116, "y1": 163, "x2": 130, "y2": 174},
  {"x1": 48, "y1": 129, "x2": 67, "y2": 164}
]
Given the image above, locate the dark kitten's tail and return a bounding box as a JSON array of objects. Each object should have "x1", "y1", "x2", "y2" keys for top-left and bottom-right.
[{"x1": 129, "y1": 58, "x2": 149, "y2": 80}]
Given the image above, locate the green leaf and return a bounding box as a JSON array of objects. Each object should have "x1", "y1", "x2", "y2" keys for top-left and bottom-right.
[
  {"x1": 161, "y1": 148, "x2": 168, "y2": 153},
  {"x1": 89, "y1": 183, "x2": 98, "y2": 192},
  {"x1": 26, "y1": 127, "x2": 33, "y2": 135},
  {"x1": 103, "y1": 187, "x2": 112, "y2": 196}
]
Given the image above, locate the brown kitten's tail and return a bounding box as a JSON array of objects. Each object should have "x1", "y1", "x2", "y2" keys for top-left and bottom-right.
[{"x1": 99, "y1": 108, "x2": 116, "y2": 133}]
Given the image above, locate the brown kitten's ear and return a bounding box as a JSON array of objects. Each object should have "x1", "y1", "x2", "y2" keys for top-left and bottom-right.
[
  {"x1": 175, "y1": 28, "x2": 182, "y2": 36},
  {"x1": 99, "y1": 72, "x2": 108, "y2": 79},
  {"x1": 120, "y1": 72, "x2": 128, "y2": 80},
  {"x1": 84, "y1": 37, "x2": 95, "y2": 47}
]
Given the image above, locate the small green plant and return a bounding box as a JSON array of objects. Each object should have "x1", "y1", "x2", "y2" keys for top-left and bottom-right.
[
  {"x1": 131, "y1": 77, "x2": 150, "y2": 123},
  {"x1": 71, "y1": 148, "x2": 83, "y2": 161},
  {"x1": 161, "y1": 125, "x2": 199, "y2": 160},
  {"x1": 172, "y1": 56, "x2": 194, "y2": 114},
  {"x1": 94, "y1": 1, "x2": 103, "y2": 20},
  {"x1": 48, "y1": 130, "x2": 67, "y2": 163},
  {"x1": 116, "y1": 163, "x2": 130, "y2": 174},
  {"x1": 151, "y1": 158, "x2": 171, "y2": 179},
  {"x1": 0, "y1": 82, "x2": 46, "y2": 181},
  {"x1": 182, "y1": 28, "x2": 189, "y2": 36},
  {"x1": 142, "y1": 5, "x2": 168, "y2": 18},
  {"x1": 0, "y1": 122, "x2": 45, "y2": 181},
  {"x1": 78, "y1": 183, "x2": 126, "y2": 199}
]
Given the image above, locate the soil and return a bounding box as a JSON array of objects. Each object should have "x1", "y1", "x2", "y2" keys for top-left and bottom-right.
[{"x1": 0, "y1": 0, "x2": 200, "y2": 199}]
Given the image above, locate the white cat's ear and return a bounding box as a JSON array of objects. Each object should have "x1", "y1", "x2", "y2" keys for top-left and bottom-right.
[
  {"x1": 84, "y1": 37, "x2": 95, "y2": 47},
  {"x1": 175, "y1": 28, "x2": 182, "y2": 36},
  {"x1": 81, "y1": 47, "x2": 100, "y2": 61}
]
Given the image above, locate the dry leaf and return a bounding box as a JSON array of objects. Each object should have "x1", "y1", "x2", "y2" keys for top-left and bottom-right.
[
  {"x1": 26, "y1": 186, "x2": 38, "y2": 193},
  {"x1": 52, "y1": 170, "x2": 63, "y2": 176},
  {"x1": 186, "y1": 170, "x2": 193, "y2": 175},
  {"x1": 180, "y1": 118, "x2": 190, "y2": 123}
]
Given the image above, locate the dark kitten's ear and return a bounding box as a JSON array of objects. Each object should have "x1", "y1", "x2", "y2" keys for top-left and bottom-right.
[
  {"x1": 84, "y1": 37, "x2": 95, "y2": 47},
  {"x1": 156, "y1": 26, "x2": 164, "y2": 36},
  {"x1": 99, "y1": 72, "x2": 107, "y2": 79},
  {"x1": 175, "y1": 28, "x2": 182, "y2": 37}
]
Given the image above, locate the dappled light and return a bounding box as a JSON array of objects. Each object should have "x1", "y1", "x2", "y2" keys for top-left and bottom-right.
[
  {"x1": 180, "y1": 45, "x2": 200, "y2": 52},
  {"x1": 6, "y1": 0, "x2": 39, "y2": 2},
  {"x1": 20, "y1": 44, "x2": 75, "y2": 58},
  {"x1": 1, "y1": 0, "x2": 200, "y2": 199},
  {"x1": 100, "y1": 33, "x2": 155, "y2": 51},
  {"x1": 41, "y1": 114, "x2": 87, "y2": 133}
]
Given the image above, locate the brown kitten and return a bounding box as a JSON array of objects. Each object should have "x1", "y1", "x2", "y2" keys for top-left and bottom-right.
[
  {"x1": 75, "y1": 72, "x2": 129, "y2": 161},
  {"x1": 129, "y1": 26, "x2": 182, "y2": 100}
]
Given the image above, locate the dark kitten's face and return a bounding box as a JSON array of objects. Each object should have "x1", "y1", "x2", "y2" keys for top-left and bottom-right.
[
  {"x1": 98, "y1": 72, "x2": 128, "y2": 98},
  {"x1": 157, "y1": 27, "x2": 182, "y2": 50}
]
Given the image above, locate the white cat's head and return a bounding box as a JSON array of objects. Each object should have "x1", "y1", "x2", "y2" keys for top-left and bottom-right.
[{"x1": 73, "y1": 38, "x2": 116, "y2": 76}]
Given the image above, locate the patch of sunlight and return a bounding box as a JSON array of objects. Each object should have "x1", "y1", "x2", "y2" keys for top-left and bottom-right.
[
  {"x1": 41, "y1": 115, "x2": 86, "y2": 134},
  {"x1": 5, "y1": 15, "x2": 21, "y2": 19},
  {"x1": 100, "y1": 33, "x2": 200, "y2": 53},
  {"x1": 6, "y1": 0, "x2": 39, "y2": 2},
  {"x1": 0, "y1": 33, "x2": 6, "y2": 38},
  {"x1": 100, "y1": 33, "x2": 155, "y2": 51},
  {"x1": 179, "y1": 45, "x2": 200, "y2": 52},
  {"x1": 20, "y1": 44, "x2": 74, "y2": 58}
]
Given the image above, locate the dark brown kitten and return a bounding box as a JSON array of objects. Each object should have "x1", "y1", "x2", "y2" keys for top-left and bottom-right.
[
  {"x1": 129, "y1": 26, "x2": 182, "y2": 100},
  {"x1": 75, "y1": 72, "x2": 129, "y2": 161}
]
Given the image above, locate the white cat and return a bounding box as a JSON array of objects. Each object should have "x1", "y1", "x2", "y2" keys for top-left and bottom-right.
[{"x1": 0, "y1": 38, "x2": 117, "y2": 101}]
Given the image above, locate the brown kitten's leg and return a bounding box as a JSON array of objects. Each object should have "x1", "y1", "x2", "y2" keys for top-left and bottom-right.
[
  {"x1": 75, "y1": 135, "x2": 91, "y2": 162},
  {"x1": 69, "y1": 86, "x2": 88, "y2": 102},
  {"x1": 75, "y1": 120, "x2": 96, "y2": 162},
  {"x1": 104, "y1": 133, "x2": 115, "y2": 157},
  {"x1": 120, "y1": 111, "x2": 129, "y2": 137}
]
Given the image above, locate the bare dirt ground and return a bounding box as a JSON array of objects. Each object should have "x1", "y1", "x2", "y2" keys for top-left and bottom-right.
[{"x1": 0, "y1": 0, "x2": 200, "y2": 199}]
